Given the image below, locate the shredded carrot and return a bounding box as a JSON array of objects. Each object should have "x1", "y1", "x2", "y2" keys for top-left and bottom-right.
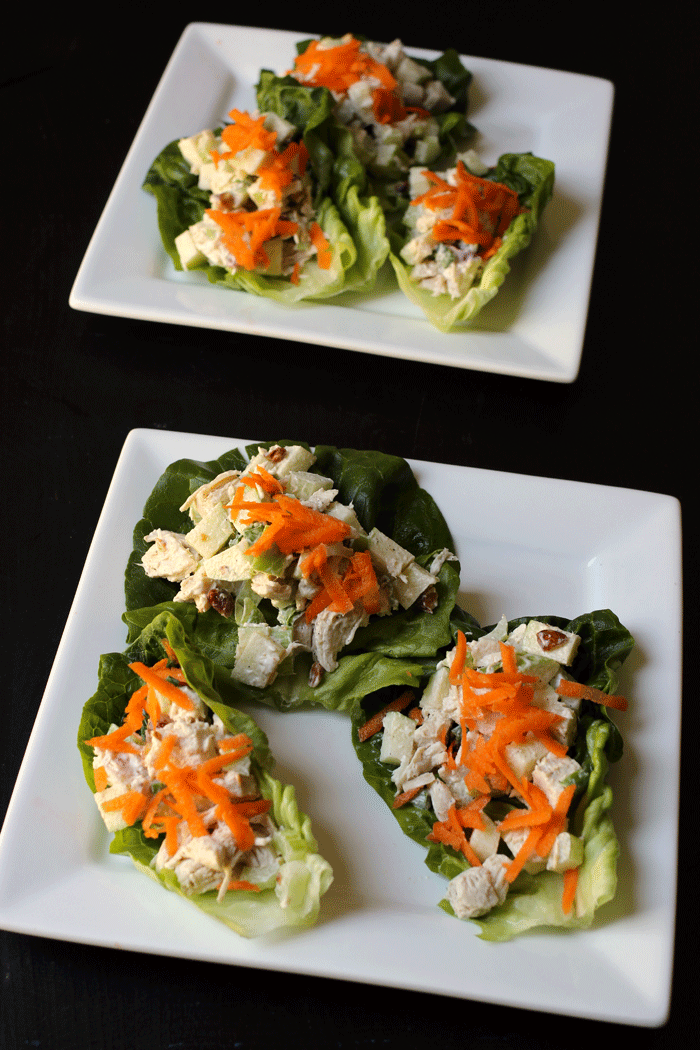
[
  {"x1": 221, "y1": 880, "x2": 262, "y2": 893},
  {"x1": 102, "y1": 790, "x2": 150, "y2": 825},
  {"x1": 358, "y1": 690, "x2": 415, "y2": 742},
  {"x1": 129, "y1": 661, "x2": 194, "y2": 712},
  {"x1": 241, "y1": 465, "x2": 284, "y2": 495},
  {"x1": 555, "y1": 679, "x2": 628, "y2": 712},
  {"x1": 428, "y1": 805, "x2": 482, "y2": 867},
  {"x1": 412, "y1": 161, "x2": 525, "y2": 258},
  {"x1": 303, "y1": 548, "x2": 381, "y2": 623},
  {"x1": 207, "y1": 207, "x2": 299, "y2": 272},
  {"x1": 449, "y1": 630, "x2": 467, "y2": 684},
  {"x1": 85, "y1": 654, "x2": 273, "y2": 886},
  {"x1": 292, "y1": 37, "x2": 396, "y2": 94},
  {"x1": 561, "y1": 866, "x2": 579, "y2": 914},
  {"x1": 392, "y1": 786, "x2": 423, "y2": 809},
  {"x1": 235, "y1": 492, "x2": 351, "y2": 557},
  {"x1": 310, "y1": 222, "x2": 332, "y2": 269},
  {"x1": 219, "y1": 109, "x2": 278, "y2": 156},
  {"x1": 372, "y1": 87, "x2": 407, "y2": 125}
]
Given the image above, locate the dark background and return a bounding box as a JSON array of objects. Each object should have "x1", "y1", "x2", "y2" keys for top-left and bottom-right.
[{"x1": 2, "y1": 5, "x2": 694, "y2": 1048}]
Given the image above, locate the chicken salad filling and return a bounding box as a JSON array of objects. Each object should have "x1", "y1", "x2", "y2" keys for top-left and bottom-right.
[
  {"x1": 399, "y1": 155, "x2": 525, "y2": 300},
  {"x1": 358, "y1": 614, "x2": 629, "y2": 931},
  {"x1": 141, "y1": 443, "x2": 453, "y2": 690},
  {"x1": 80, "y1": 614, "x2": 333, "y2": 935},
  {"x1": 287, "y1": 35, "x2": 462, "y2": 175},
  {"x1": 173, "y1": 109, "x2": 333, "y2": 281}
]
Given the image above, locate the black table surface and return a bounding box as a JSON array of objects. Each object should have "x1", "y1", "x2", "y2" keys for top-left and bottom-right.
[{"x1": 2, "y1": 7, "x2": 694, "y2": 1048}]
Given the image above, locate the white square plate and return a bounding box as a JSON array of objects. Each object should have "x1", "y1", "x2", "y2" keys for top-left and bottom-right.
[
  {"x1": 0, "y1": 430, "x2": 681, "y2": 1026},
  {"x1": 68, "y1": 23, "x2": 614, "y2": 382}
]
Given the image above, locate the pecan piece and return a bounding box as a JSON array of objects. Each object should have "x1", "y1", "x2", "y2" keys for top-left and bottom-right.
[
  {"x1": 265, "y1": 445, "x2": 287, "y2": 464},
  {"x1": 308, "y1": 662, "x2": 324, "y2": 688},
  {"x1": 207, "y1": 587, "x2": 234, "y2": 618},
  {"x1": 536, "y1": 628, "x2": 568, "y2": 651},
  {"x1": 418, "y1": 585, "x2": 438, "y2": 613}
]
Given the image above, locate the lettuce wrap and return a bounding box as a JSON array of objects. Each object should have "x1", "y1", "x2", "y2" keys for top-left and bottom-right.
[
  {"x1": 351, "y1": 609, "x2": 633, "y2": 940},
  {"x1": 257, "y1": 35, "x2": 474, "y2": 183},
  {"x1": 143, "y1": 106, "x2": 389, "y2": 303},
  {"x1": 124, "y1": 441, "x2": 461, "y2": 713},
  {"x1": 78, "y1": 609, "x2": 333, "y2": 937},
  {"x1": 389, "y1": 151, "x2": 555, "y2": 331}
]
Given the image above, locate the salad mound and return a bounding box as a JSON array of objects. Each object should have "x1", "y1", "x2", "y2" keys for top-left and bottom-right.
[
  {"x1": 125, "y1": 441, "x2": 461, "y2": 713},
  {"x1": 143, "y1": 106, "x2": 389, "y2": 303},
  {"x1": 352, "y1": 610, "x2": 633, "y2": 940},
  {"x1": 78, "y1": 610, "x2": 333, "y2": 937},
  {"x1": 273, "y1": 34, "x2": 475, "y2": 179}
]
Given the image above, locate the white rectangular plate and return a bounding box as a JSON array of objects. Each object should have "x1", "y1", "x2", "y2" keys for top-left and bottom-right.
[
  {"x1": 68, "y1": 23, "x2": 614, "y2": 382},
  {"x1": 0, "y1": 430, "x2": 681, "y2": 1026}
]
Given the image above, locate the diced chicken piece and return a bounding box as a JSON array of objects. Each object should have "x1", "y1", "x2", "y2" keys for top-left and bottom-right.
[
  {"x1": 428, "y1": 548, "x2": 457, "y2": 576},
  {"x1": 393, "y1": 740, "x2": 446, "y2": 792},
  {"x1": 173, "y1": 569, "x2": 215, "y2": 613},
  {"x1": 413, "y1": 708, "x2": 451, "y2": 748},
  {"x1": 400, "y1": 771, "x2": 435, "y2": 794},
  {"x1": 180, "y1": 470, "x2": 241, "y2": 520},
  {"x1": 302, "y1": 487, "x2": 339, "y2": 512},
  {"x1": 146, "y1": 720, "x2": 219, "y2": 779},
  {"x1": 311, "y1": 605, "x2": 369, "y2": 672},
  {"x1": 162, "y1": 684, "x2": 209, "y2": 723},
  {"x1": 142, "y1": 530, "x2": 201, "y2": 582},
  {"x1": 92, "y1": 744, "x2": 149, "y2": 797},
  {"x1": 447, "y1": 854, "x2": 510, "y2": 919},
  {"x1": 438, "y1": 763, "x2": 477, "y2": 805},
  {"x1": 429, "y1": 778, "x2": 457, "y2": 822},
  {"x1": 423, "y1": 80, "x2": 455, "y2": 112},
  {"x1": 250, "y1": 573, "x2": 293, "y2": 603},
  {"x1": 532, "y1": 753, "x2": 581, "y2": 808},
  {"x1": 443, "y1": 258, "x2": 480, "y2": 299},
  {"x1": 400, "y1": 233, "x2": 435, "y2": 266}
]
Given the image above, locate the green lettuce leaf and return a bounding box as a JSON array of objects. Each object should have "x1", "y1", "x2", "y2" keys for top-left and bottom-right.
[
  {"x1": 389, "y1": 152, "x2": 555, "y2": 331},
  {"x1": 124, "y1": 442, "x2": 461, "y2": 711},
  {"x1": 350, "y1": 609, "x2": 634, "y2": 940},
  {"x1": 78, "y1": 610, "x2": 333, "y2": 937}
]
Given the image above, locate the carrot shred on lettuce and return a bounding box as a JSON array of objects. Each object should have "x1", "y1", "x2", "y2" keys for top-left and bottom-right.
[
  {"x1": 555, "y1": 679, "x2": 628, "y2": 712},
  {"x1": 358, "y1": 690, "x2": 415, "y2": 742}
]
